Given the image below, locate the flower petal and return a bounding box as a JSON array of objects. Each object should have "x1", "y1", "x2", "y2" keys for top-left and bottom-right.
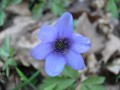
[
  {"x1": 45, "y1": 53, "x2": 65, "y2": 77},
  {"x1": 55, "y1": 12, "x2": 73, "y2": 38},
  {"x1": 39, "y1": 25, "x2": 58, "y2": 43},
  {"x1": 71, "y1": 34, "x2": 91, "y2": 53},
  {"x1": 66, "y1": 50, "x2": 85, "y2": 70},
  {"x1": 31, "y1": 43, "x2": 53, "y2": 60}
]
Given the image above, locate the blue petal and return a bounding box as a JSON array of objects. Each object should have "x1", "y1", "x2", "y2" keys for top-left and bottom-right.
[
  {"x1": 45, "y1": 53, "x2": 66, "y2": 77},
  {"x1": 71, "y1": 34, "x2": 91, "y2": 53},
  {"x1": 39, "y1": 25, "x2": 58, "y2": 43},
  {"x1": 55, "y1": 12, "x2": 73, "y2": 38},
  {"x1": 31, "y1": 43, "x2": 53, "y2": 60},
  {"x1": 66, "y1": 50, "x2": 85, "y2": 70}
]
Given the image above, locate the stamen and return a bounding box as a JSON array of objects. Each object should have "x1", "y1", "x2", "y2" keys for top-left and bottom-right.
[{"x1": 54, "y1": 38, "x2": 70, "y2": 53}]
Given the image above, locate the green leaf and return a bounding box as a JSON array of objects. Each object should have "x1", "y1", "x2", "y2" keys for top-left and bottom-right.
[
  {"x1": 67, "y1": 84, "x2": 75, "y2": 90},
  {"x1": 45, "y1": 84, "x2": 56, "y2": 90},
  {"x1": 0, "y1": 11, "x2": 6, "y2": 26},
  {"x1": 43, "y1": 77, "x2": 75, "y2": 90},
  {"x1": 3, "y1": 36, "x2": 10, "y2": 52},
  {"x1": 87, "y1": 85, "x2": 106, "y2": 90},
  {"x1": 13, "y1": 70, "x2": 39, "y2": 90},
  {"x1": 62, "y1": 66, "x2": 79, "y2": 79},
  {"x1": 56, "y1": 79, "x2": 75, "y2": 90},
  {"x1": 43, "y1": 77, "x2": 60, "y2": 84},
  {"x1": 39, "y1": 83, "x2": 56, "y2": 90},
  {"x1": 1, "y1": 46, "x2": 16, "y2": 77},
  {"x1": 81, "y1": 76, "x2": 106, "y2": 90},
  {"x1": 39, "y1": 84, "x2": 46, "y2": 90},
  {"x1": 0, "y1": 0, "x2": 8, "y2": 9},
  {"x1": 16, "y1": 67, "x2": 27, "y2": 81},
  {"x1": 73, "y1": 20, "x2": 78, "y2": 30},
  {"x1": 32, "y1": 2, "x2": 45, "y2": 20},
  {"x1": 81, "y1": 85, "x2": 106, "y2": 90},
  {"x1": 43, "y1": 77, "x2": 66, "y2": 86},
  {"x1": 7, "y1": 0, "x2": 22, "y2": 6},
  {"x1": 106, "y1": 0, "x2": 119, "y2": 19},
  {"x1": 9, "y1": 48, "x2": 15, "y2": 57},
  {"x1": 3, "y1": 58, "x2": 17, "y2": 70},
  {"x1": 6, "y1": 67, "x2": 9, "y2": 77},
  {"x1": 80, "y1": 85, "x2": 89, "y2": 90},
  {"x1": 82, "y1": 76, "x2": 105, "y2": 85},
  {"x1": 0, "y1": 48, "x2": 9, "y2": 57},
  {"x1": 0, "y1": 36, "x2": 11, "y2": 57},
  {"x1": 114, "y1": 0, "x2": 120, "y2": 2},
  {"x1": 7, "y1": 58, "x2": 17, "y2": 66},
  {"x1": 50, "y1": 1, "x2": 65, "y2": 16}
]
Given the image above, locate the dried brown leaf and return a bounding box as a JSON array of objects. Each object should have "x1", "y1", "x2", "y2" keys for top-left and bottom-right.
[
  {"x1": 107, "y1": 58, "x2": 120, "y2": 74},
  {"x1": 76, "y1": 13, "x2": 106, "y2": 53},
  {"x1": 101, "y1": 34, "x2": 120, "y2": 63}
]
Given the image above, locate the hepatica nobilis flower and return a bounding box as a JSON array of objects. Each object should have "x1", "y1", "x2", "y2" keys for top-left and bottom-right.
[{"x1": 31, "y1": 12, "x2": 91, "y2": 77}]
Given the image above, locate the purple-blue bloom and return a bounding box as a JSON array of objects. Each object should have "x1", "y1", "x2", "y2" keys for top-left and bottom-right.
[{"x1": 31, "y1": 12, "x2": 91, "y2": 77}]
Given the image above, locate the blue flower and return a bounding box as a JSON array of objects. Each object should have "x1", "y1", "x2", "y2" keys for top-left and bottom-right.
[{"x1": 31, "y1": 12, "x2": 91, "y2": 77}]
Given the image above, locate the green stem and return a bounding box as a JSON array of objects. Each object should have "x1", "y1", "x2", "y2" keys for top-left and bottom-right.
[{"x1": 13, "y1": 70, "x2": 40, "y2": 90}]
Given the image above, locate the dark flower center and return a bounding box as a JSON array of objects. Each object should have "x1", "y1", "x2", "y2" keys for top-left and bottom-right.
[{"x1": 54, "y1": 38, "x2": 70, "y2": 53}]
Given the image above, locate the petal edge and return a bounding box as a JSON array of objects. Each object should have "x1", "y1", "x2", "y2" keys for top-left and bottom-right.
[
  {"x1": 45, "y1": 53, "x2": 66, "y2": 77},
  {"x1": 66, "y1": 50, "x2": 85, "y2": 70},
  {"x1": 71, "y1": 34, "x2": 91, "y2": 53},
  {"x1": 31, "y1": 43, "x2": 53, "y2": 60},
  {"x1": 55, "y1": 12, "x2": 73, "y2": 38},
  {"x1": 38, "y1": 25, "x2": 58, "y2": 43}
]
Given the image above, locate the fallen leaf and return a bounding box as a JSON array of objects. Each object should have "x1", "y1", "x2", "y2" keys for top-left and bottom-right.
[
  {"x1": 6, "y1": 2, "x2": 31, "y2": 16},
  {"x1": 86, "y1": 53, "x2": 100, "y2": 73},
  {"x1": 107, "y1": 58, "x2": 120, "y2": 74},
  {"x1": 101, "y1": 34, "x2": 120, "y2": 63},
  {"x1": 76, "y1": 13, "x2": 106, "y2": 53}
]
